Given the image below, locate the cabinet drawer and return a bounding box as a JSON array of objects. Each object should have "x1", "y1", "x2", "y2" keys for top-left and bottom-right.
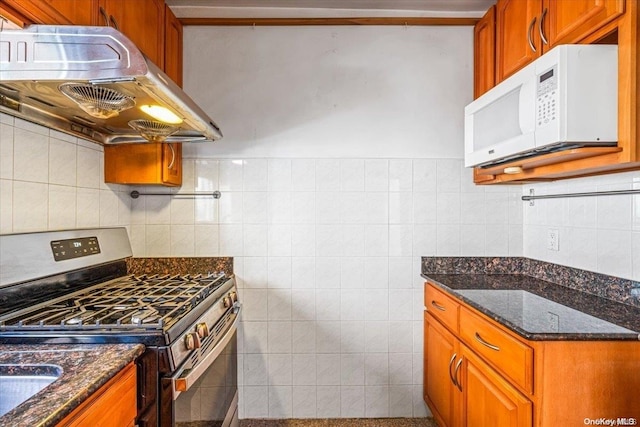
[
  {"x1": 424, "y1": 283, "x2": 459, "y2": 333},
  {"x1": 460, "y1": 306, "x2": 533, "y2": 393}
]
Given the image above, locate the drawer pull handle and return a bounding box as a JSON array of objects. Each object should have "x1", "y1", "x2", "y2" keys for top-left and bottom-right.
[
  {"x1": 431, "y1": 300, "x2": 446, "y2": 311},
  {"x1": 527, "y1": 16, "x2": 537, "y2": 52},
  {"x1": 99, "y1": 7, "x2": 109, "y2": 26},
  {"x1": 454, "y1": 358, "x2": 463, "y2": 392},
  {"x1": 448, "y1": 353, "x2": 458, "y2": 387},
  {"x1": 539, "y1": 8, "x2": 548, "y2": 45},
  {"x1": 475, "y1": 332, "x2": 500, "y2": 351}
]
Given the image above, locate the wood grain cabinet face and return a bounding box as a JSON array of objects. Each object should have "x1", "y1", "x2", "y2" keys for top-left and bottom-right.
[
  {"x1": 474, "y1": 6, "x2": 496, "y2": 99},
  {"x1": 98, "y1": 0, "x2": 165, "y2": 68},
  {"x1": 424, "y1": 313, "x2": 460, "y2": 427},
  {"x1": 104, "y1": 143, "x2": 182, "y2": 186},
  {"x1": 0, "y1": 0, "x2": 98, "y2": 25},
  {"x1": 460, "y1": 344, "x2": 533, "y2": 427},
  {"x1": 164, "y1": 4, "x2": 183, "y2": 87},
  {"x1": 495, "y1": 0, "x2": 625, "y2": 82},
  {"x1": 56, "y1": 363, "x2": 137, "y2": 427},
  {"x1": 459, "y1": 306, "x2": 533, "y2": 393},
  {"x1": 496, "y1": 0, "x2": 542, "y2": 82},
  {"x1": 545, "y1": 0, "x2": 625, "y2": 47},
  {"x1": 423, "y1": 281, "x2": 640, "y2": 427}
]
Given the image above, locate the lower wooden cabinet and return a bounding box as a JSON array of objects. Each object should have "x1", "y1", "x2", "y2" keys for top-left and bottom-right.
[
  {"x1": 423, "y1": 281, "x2": 640, "y2": 427},
  {"x1": 461, "y1": 343, "x2": 532, "y2": 427},
  {"x1": 424, "y1": 312, "x2": 532, "y2": 427},
  {"x1": 56, "y1": 362, "x2": 137, "y2": 427},
  {"x1": 424, "y1": 314, "x2": 459, "y2": 427},
  {"x1": 104, "y1": 143, "x2": 182, "y2": 186}
]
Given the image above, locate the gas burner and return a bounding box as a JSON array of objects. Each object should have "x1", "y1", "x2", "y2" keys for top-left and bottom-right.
[{"x1": 0, "y1": 273, "x2": 229, "y2": 333}]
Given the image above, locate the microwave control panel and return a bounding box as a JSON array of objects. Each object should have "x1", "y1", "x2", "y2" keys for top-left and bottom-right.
[{"x1": 536, "y1": 66, "x2": 558, "y2": 127}]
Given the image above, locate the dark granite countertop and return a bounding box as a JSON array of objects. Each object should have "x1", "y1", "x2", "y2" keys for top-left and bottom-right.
[
  {"x1": 126, "y1": 257, "x2": 233, "y2": 276},
  {"x1": 422, "y1": 273, "x2": 640, "y2": 341},
  {"x1": 0, "y1": 343, "x2": 144, "y2": 427}
]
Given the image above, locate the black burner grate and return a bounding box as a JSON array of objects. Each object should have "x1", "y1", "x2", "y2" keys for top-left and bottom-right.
[{"x1": 0, "y1": 274, "x2": 227, "y2": 332}]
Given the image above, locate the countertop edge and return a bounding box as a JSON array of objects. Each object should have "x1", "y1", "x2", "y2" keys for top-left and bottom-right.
[{"x1": 0, "y1": 343, "x2": 145, "y2": 427}]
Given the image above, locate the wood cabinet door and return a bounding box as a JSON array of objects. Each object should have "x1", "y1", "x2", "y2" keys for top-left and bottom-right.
[
  {"x1": 164, "y1": 4, "x2": 183, "y2": 87},
  {"x1": 43, "y1": 0, "x2": 99, "y2": 25},
  {"x1": 543, "y1": 0, "x2": 625, "y2": 48},
  {"x1": 496, "y1": 0, "x2": 542, "y2": 82},
  {"x1": 162, "y1": 143, "x2": 182, "y2": 186},
  {"x1": 1, "y1": 0, "x2": 97, "y2": 25},
  {"x1": 474, "y1": 5, "x2": 496, "y2": 99},
  {"x1": 424, "y1": 313, "x2": 460, "y2": 427},
  {"x1": 104, "y1": 143, "x2": 181, "y2": 186},
  {"x1": 99, "y1": 0, "x2": 165, "y2": 68},
  {"x1": 460, "y1": 345, "x2": 532, "y2": 427},
  {"x1": 56, "y1": 363, "x2": 137, "y2": 427}
]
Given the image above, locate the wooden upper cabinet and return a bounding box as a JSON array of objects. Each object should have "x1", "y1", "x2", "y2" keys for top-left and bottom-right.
[
  {"x1": 0, "y1": 0, "x2": 98, "y2": 25},
  {"x1": 98, "y1": 0, "x2": 165, "y2": 68},
  {"x1": 496, "y1": 0, "x2": 542, "y2": 81},
  {"x1": 164, "y1": 4, "x2": 183, "y2": 87},
  {"x1": 496, "y1": 0, "x2": 625, "y2": 82},
  {"x1": 474, "y1": 5, "x2": 496, "y2": 99},
  {"x1": 43, "y1": 0, "x2": 99, "y2": 25},
  {"x1": 544, "y1": 0, "x2": 625, "y2": 47},
  {"x1": 104, "y1": 143, "x2": 182, "y2": 186}
]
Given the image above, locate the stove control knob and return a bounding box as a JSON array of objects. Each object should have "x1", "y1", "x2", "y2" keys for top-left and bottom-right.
[
  {"x1": 222, "y1": 296, "x2": 232, "y2": 308},
  {"x1": 196, "y1": 322, "x2": 210, "y2": 339},
  {"x1": 229, "y1": 292, "x2": 238, "y2": 302},
  {"x1": 184, "y1": 332, "x2": 201, "y2": 350}
]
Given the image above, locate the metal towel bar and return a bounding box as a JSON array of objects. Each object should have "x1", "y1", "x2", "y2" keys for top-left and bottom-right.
[
  {"x1": 522, "y1": 188, "x2": 639, "y2": 205},
  {"x1": 130, "y1": 191, "x2": 221, "y2": 199}
]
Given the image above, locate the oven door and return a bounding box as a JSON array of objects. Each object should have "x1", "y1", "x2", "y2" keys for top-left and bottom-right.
[{"x1": 161, "y1": 305, "x2": 240, "y2": 427}]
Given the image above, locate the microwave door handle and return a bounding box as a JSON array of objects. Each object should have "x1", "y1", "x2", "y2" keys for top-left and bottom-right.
[{"x1": 518, "y1": 80, "x2": 537, "y2": 134}]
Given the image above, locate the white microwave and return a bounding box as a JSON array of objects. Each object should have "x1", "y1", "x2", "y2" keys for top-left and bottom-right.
[{"x1": 464, "y1": 44, "x2": 618, "y2": 168}]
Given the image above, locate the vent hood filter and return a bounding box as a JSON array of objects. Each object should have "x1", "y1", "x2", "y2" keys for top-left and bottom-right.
[
  {"x1": 0, "y1": 25, "x2": 222, "y2": 144},
  {"x1": 128, "y1": 119, "x2": 178, "y2": 143},
  {"x1": 59, "y1": 83, "x2": 136, "y2": 119}
]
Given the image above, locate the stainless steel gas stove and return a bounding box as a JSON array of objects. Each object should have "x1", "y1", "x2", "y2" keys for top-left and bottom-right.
[{"x1": 0, "y1": 228, "x2": 240, "y2": 427}]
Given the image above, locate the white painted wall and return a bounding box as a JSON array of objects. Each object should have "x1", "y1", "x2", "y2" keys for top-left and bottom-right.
[
  {"x1": 523, "y1": 171, "x2": 640, "y2": 282},
  {"x1": 182, "y1": 25, "x2": 472, "y2": 158}
]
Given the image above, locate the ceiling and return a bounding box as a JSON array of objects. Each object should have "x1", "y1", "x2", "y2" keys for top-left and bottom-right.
[{"x1": 166, "y1": 0, "x2": 496, "y2": 18}]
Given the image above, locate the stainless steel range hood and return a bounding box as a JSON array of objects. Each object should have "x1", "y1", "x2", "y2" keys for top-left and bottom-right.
[{"x1": 0, "y1": 25, "x2": 222, "y2": 144}]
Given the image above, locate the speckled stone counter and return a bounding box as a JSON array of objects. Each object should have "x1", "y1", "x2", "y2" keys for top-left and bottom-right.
[
  {"x1": 0, "y1": 343, "x2": 144, "y2": 427},
  {"x1": 422, "y1": 257, "x2": 640, "y2": 341},
  {"x1": 127, "y1": 257, "x2": 233, "y2": 276}
]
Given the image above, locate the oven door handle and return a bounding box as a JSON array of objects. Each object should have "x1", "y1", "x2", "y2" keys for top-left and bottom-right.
[{"x1": 171, "y1": 304, "x2": 241, "y2": 399}]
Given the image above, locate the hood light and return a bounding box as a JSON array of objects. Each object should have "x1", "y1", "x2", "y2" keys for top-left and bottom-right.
[{"x1": 140, "y1": 105, "x2": 183, "y2": 124}]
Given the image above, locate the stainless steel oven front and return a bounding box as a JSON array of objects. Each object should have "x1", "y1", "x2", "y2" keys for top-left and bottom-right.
[{"x1": 161, "y1": 303, "x2": 241, "y2": 427}]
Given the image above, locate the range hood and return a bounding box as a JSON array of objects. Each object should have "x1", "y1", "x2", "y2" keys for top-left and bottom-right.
[{"x1": 0, "y1": 25, "x2": 222, "y2": 144}]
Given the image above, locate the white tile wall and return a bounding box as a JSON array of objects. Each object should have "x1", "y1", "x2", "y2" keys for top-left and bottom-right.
[
  {"x1": 0, "y1": 113, "x2": 131, "y2": 235},
  {"x1": 133, "y1": 157, "x2": 524, "y2": 419},
  {"x1": 5, "y1": 109, "x2": 636, "y2": 419},
  {"x1": 523, "y1": 170, "x2": 640, "y2": 281}
]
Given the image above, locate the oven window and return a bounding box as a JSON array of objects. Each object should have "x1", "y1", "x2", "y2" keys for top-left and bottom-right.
[{"x1": 175, "y1": 331, "x2": 237, "y2": 426}]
